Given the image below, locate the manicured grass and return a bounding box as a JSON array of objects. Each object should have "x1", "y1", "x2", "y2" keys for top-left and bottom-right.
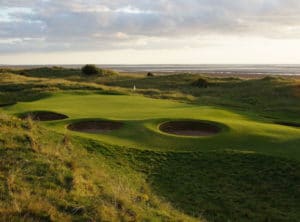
[{"x1": 3, "y1": 93, "x2": 300, "y2": 160}]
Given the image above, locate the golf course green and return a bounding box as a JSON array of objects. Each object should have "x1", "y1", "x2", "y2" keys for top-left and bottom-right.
[{"x1": 4, "y1": 92, "x2": 300, "y2": 159}]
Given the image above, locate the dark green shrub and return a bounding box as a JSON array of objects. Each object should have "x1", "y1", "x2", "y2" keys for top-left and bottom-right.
[
  {"x1": 147, "y1": 72, "x2": 155, "y2": 77},
  {"x1": 192, "y1": 78, "x2": 209, "y2": 88},
  {"x1": 81, "y1": 65, "x2": 118, "y2": 76},
  {"x1": 81, "y1": 65, "x2": 99, "y2": 76}
]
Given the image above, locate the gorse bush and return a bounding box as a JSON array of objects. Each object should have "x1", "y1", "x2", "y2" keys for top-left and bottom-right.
[
  {"x1": 192, "y1": 77, "x2": 209, "y2": 88},
  {"x1": 81, "y1": 64, "x2": 99, "y2": 76},
  {"x1": 81, "y1": 65, "x2": 118, "y2": 76}
]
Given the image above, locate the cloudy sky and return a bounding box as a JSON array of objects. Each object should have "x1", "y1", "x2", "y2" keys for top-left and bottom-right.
[{"x1": 1, "y1": 0, "x2": 300, "y2": 64}]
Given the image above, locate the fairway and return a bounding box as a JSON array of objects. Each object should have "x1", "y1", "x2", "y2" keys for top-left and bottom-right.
[{"x1": 4, "y1": 92, "x2": 300, "y2": 159}]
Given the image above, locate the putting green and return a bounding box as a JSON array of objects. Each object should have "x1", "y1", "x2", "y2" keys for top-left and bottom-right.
[{"x1": 3, "y1": 92, "x2": 300, "y2": 158}]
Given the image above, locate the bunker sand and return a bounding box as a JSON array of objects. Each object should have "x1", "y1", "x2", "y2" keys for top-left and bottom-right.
[
  {"x1": 21, "y1": 111, "x2": 68, "y2": 121},
  {"x1": 159, "y1": 120, "x2": 221, "y2": 136}
]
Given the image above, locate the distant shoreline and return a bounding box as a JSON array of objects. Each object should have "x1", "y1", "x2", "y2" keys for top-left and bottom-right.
[{"x1": 1, "y1": 64, "x2": 300, "y2": 78}]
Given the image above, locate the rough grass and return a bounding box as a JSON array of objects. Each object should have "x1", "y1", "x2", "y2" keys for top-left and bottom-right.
[
  {"x1": 0, "y1": 114, "x2": 197, "y2": 222},
  {"x1": 15, "y1": 67, "x2": 81, "y2": 78},
  {"x1": 0, "y1": 73, "x2": 125, "y2": 106}
]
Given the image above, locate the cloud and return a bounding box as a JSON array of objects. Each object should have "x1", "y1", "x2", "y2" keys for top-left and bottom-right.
[{"x1": 0, "y1": 0, "x2": 300, "y2": 53}]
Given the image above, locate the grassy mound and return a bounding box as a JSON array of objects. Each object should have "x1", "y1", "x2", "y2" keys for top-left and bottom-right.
[
  {"x1": 0, "y1": 114, "x2": 197, "y2": 222},
  {"x1": 17, "y1": 67, "x2": 81, "y2": 78}
]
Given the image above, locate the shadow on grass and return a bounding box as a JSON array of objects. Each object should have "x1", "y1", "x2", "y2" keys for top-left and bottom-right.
[{"x1": 146, "y1": 151, "x2": 300, "y2": 222}]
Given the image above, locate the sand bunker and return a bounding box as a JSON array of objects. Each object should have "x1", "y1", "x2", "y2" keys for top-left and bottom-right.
[
  {"x1": 20, "y1": 111, "x2": 68, "y2": 121},
  {"x1": 274, "y1": 121, "x2": 300, "y2": 128},
  {"x1": 68, "y1": 120, "x2": 123, "y2": 133},
  {"x1": 159, "y1": 120, "x2": 221, "y2": 136}
]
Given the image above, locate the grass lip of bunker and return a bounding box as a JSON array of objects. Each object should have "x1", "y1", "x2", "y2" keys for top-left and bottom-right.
[
  {"x1": 19, "y1": 111, "x2": 69, "y2": 121},
  {"x1": 67, "y1": 120, "x2": 123, "y2": 134},
  {"x1": 274, "y1": 121, "x2": 300, "y2": 128},
  {"x1": 159, "y1": 120, "x2": 223, "y2": 137},
  {"x1": 0, "y1": 102, "x2": 17, "y2": 108}
]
